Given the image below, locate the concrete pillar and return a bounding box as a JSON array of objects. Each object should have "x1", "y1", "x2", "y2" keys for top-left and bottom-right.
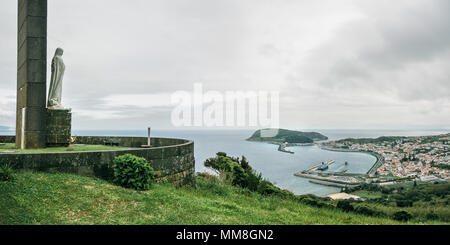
[{"x1": 16, "y1": 0, "x2": 48, "y2": 149}]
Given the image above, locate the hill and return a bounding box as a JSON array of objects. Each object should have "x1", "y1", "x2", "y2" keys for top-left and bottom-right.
[
  {"x1": 0, "y1": 171, "x2": 427, "y2": 225},
  {"x1": 247, "y1": 128, "x2": 328, "y2": 143}
]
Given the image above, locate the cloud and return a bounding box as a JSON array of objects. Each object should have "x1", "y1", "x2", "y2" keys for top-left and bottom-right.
[
  {"x1": 100, "y1": 93, "x2": 174, "y2": 109},
  {"x1": 0, "y1": 0, "x2": 448, "y2": 129},
  {"x1": 292, "y1": 0, "x2": 450, "y2": 102}
]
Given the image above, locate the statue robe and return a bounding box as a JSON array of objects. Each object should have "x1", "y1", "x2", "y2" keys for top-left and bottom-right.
[{"x1": 48, "y1": 51, "x2": 65, "y2": 109}]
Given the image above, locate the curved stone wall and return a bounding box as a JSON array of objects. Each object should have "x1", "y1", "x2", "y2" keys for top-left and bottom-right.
[{"x1": 0, "y1": 136, "x2": 195, "y2": 186}]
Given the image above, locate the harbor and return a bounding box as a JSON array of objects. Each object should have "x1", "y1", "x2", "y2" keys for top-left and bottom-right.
[
  {"x1": 318, "y1": 144, "x2": 384, "y2": 177},
  {"x1": 294, "y1": 159, "x2": 367, "y2": 188},
  {"x1": 294, "y1": 158, "x2": 399, "y2": 189}
]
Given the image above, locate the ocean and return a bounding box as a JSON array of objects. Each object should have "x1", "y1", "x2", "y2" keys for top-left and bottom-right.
[{"x1": 1, "y1": 128, "x2": 448, "y2": 196}]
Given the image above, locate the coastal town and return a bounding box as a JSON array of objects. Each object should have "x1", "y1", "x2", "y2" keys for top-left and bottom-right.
[{"x1": 323, "y1": 134, "x2": 450, "y2": 182}]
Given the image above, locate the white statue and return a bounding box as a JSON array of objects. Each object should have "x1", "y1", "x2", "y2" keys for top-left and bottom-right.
[{"x1": 47, "y1": 48, "x2": 66, "y2": 109}]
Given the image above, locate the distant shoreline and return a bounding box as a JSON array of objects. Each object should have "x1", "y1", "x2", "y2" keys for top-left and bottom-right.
[{"x1": 247, "y1": 139, "x2": 314, "y2": 154}]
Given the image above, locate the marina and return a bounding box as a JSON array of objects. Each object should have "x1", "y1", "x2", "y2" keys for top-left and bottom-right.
[{"x1": 294, "y1": 159, "x2": 367, "y2": 188}]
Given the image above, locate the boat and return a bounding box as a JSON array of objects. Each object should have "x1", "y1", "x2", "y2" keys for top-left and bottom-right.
[
  {"x1": 317, "y1": 162, "x2": 329, "y2": 171},
  {"x1": 317, "y1": 159, "x2": 334, "y2": 171}
]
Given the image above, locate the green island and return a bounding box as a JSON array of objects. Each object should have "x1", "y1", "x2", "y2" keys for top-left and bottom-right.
[
  {"x1": 0, "y1": 143, "x2": 129, "y2": 153},
  {"x1": 247, "y1": 128, "x2": 328, "y2": 144}
]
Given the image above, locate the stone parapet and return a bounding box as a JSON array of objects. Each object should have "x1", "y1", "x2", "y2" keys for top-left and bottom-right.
[
  {"x1": 0, "y1": 136, "x2": 196, "y2": 186},
  {"x1": 46, "y1": 109, "x2": 72, "y2": 147}
]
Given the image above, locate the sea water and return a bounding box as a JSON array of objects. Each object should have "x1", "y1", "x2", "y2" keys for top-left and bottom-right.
[{"x1": 1, "y1": 128, "x2": 447, "y2": 196}]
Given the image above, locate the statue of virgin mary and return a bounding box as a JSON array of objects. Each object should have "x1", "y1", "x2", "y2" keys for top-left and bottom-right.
[{"x1": 47, "y1": 48, "x2": 66, "y2": 109}]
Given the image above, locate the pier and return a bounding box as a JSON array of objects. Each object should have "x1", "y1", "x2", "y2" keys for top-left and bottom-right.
[
  {"x1": 294, "y1": 159, "x2": 368, "y2": 187},
  {"x1": 302, "y1": 159, "x2": 335, "y2": 172},
  {"x1": 278, "y1": 143, "x2": 294, "y2": 154}
]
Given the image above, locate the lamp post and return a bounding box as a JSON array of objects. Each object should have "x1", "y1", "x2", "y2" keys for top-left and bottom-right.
[
  {"x1": 147, "y1": 127, "x2": 151, "y2": 146},
  {"x1": 141, "y1": 127, "x2": 152, "y2": 148}
]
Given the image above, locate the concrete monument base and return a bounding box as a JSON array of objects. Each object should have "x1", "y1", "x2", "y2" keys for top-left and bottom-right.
[{"x1": 46, "y1": 109, "x2": 72, "y2": 147}]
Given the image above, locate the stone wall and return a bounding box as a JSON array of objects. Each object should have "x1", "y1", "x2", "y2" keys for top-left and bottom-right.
[
  {"x1": 0, "y1": 136, "x2": 195, "y2": 186},
  {"x1": 46, "y1": 109, "x2": 72, "y2": 147}
]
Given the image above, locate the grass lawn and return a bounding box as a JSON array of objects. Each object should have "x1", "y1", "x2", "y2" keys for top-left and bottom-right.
[
  {"x1": 383, "y1": 181, "x2": 428, "y2": 191},
  {"x1": 0, "y1": 143, "x2": 129, "y2": 153},
  {"x1": 353, "y1": 190, "x2": 383, "y2": 199},
  {"x1": 0, "y1": 171, "x2": 444, "y2": 225}
]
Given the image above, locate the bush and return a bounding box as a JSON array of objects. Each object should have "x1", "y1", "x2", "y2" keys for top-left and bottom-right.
[
  {"x1": 298, "y1": 195, "x2": 333, "y2": 208},
  {"x1": 240, "y1": 156, "x2": 251, "y2": 171},
  {"x1": 300, "y1": 197, "x2": 318, "y2": 206},
  {"x1": 205, "y1": 153, "x2": 264, "y2": 192},
  {"x1": 0, "y1": 164, "x2": 15, "y2": 182},
  {"x1": 204, "y1": 153, "x2": 238, "y2": 175},
  {"x1": 354, "y1": 205, "x2": 377, "y2": 216},
  {"x1": 232, "y1": 165, "x2": 249, "y2": 188},
  {"x1": 246, "y1": 172, "x2": 262, "y2": 191},
  {"x1": 392, "y1": 211, "x2": 412, "y2": 222},
  {"x1": 395, "y1": 199, "x2": 413, "y2": 207},
  {"x1": 257, "y1": 180, "x2": 279, "y2": 195},
  {"x1": 336, "y1": 200, "x2": 354, "y2": 212},
  {"x1": 425, "y1": 212, "x2": 439, "y2": 221},
  {"x1": 113, "y1": 154, "x2": 155, "y2": 190}
]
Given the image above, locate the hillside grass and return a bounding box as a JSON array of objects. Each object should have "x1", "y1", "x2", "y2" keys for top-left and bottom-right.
[
  {"x1": 0, "y1": 143, "x2": 128, "y2": 153},
  {"x1": 350, "y1": 182, "x2": 450, "y2": 222},
  {"x1": 0, "y1": 171, "x2": 444, "y2": 225}
]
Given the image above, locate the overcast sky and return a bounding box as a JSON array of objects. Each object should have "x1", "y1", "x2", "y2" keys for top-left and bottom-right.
[{"x1": 0, "y1": 0, "x2": 449, "y2": 130}]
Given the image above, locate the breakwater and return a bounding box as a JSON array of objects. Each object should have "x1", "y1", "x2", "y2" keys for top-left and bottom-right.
[
  {"x1": 277, "y1": 143, "x2": 294, "y2": 154},
  {"x1": 294, "y1": 172, "x2": 364, "y2": 188}
]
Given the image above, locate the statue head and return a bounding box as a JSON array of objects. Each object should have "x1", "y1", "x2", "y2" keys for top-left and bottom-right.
[{"x1": 55, "y1": 48, "x2": 64, "y2": 57}]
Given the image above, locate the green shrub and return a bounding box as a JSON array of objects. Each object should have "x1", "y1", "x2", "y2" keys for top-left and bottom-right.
[
  {"x1": 425, "y1": 212, "x2": 439, "y2": 221},
  {"x1": 205, "y1": 153, "x2": 264, "y2": 192},
  {"x1": 336, "y1": 200, "x2": 354, "y2": 212},
  {"x1": 392, "y1": 211, "x2": 412, "y2": 222},
  {"x1": 204, "y1": 153, "x2": 238, "y2": 175},
  {"x1": 354, "y1": 205, "x2": 377, "y2": 216},
  {"x1": 395, "y1": 199, "x2": 413, "y2": 207},
  {"x1": 298, "y1": 196, "x2": 334, "y2": 208},
  {"x1": 113, "y1": 154, "x2": 155, "y2": 190},
  {"x1": 300, "y1": 197, "x2": 318, "y2": 206},
  {"x1": 246, "y1": 171, "x2": 262, "y2": 191},
  {"x1": 316, "y1": 201, "x2": 335, "y2": 209},
  {"x1": 257, "y1": 180, "x2": 279, "y2": 195},
  {"x1": 232, "y1": 165, "x2": 249, "y2": 188},
  {"x1": 0, "y1": 164, "x2": 15, "y2": 182},
  {"x1": 240, "y1": 156, "x2": 251, "y2": 171}
]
